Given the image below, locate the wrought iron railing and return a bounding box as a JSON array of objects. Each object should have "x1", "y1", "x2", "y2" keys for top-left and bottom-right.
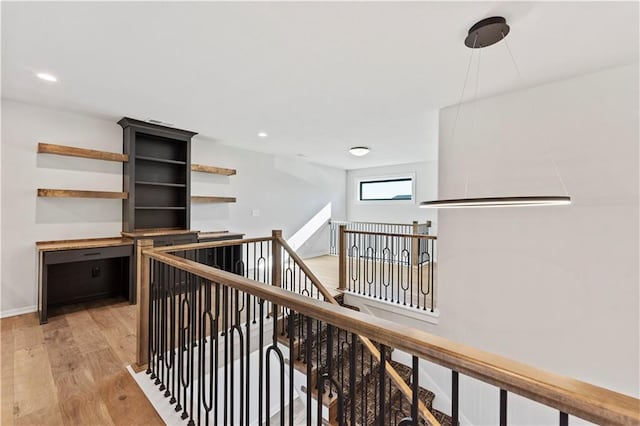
[
  {"x1": 336, "y1": 227, "x2": 437, "y2": 312},
  {"x1": 329, "y1": 220, "x2": 430, "y2": 256},
  {"x1": 135, "y1": 234, "x2": 640, "y2": 426}
]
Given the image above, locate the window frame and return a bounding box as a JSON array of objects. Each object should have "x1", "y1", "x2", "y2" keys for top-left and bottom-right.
[{"x1": 356, "y1": 174, "x2": 416, "y2": 204}]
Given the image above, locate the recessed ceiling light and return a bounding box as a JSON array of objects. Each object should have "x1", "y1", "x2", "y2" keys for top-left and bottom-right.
[
  {"x1": 257, "y1": 132, "x2": 268, "y2": 138},
  {"x1": 349, "y1": 146, "x2": 370, "y2": 157},
  {"x1": 36, "y1": 72, "x2": 57, "y2": 82}
]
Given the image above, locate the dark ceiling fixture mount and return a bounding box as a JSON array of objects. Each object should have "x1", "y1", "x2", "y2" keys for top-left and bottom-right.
[
  {"x1": 420, "y1": 16, "x2": 571, "y2": 209},
  {"x1": 464, "y1": 16, "x2": 510, "y2": 48}
]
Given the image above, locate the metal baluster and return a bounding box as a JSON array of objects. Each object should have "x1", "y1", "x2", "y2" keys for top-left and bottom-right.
[
  {"x1": 379, "y1": 345, "x2": 387, "y2": 426},
  {"x1": 500, "y1": 389, "x2": 507, "y2": 426},
  {"x1": 305, "y1": 315, "x2": 312, "y2": 426},
  {"x1": 188, "y1": 272, "x2": 196, "y2": 426},
  {"x1": 258, "y1": 299, "x2": 264, "y2": 426},
  {"x1": 196, "y1": 273, "x2": 202, "y2": 426},
  {"x1": 213, "y1": 282, "x2": 220, "y2": 425},
  {"x1": 160, "y1": 262, "x2": 166, "y2": 393},
  {"x1": 431, "y1": 239, "x2": 435, "y2": 312},
  {"x1": 452, "y1": 371, "x2": 459, "y2": 426},
  {"x1": 170, "y1": 265, "x2": 177, "y2": 405},
  {"x1": 288, "y1": 311, "x2": 295, "y2": 426},
  {"x1": 223, "y1": 284, "x2": 228, "y2": 425},
  {"x1": 245, "y1": 291, "x2": 251, "y2": 426},
  {"x1": 349, "y1": 333, "x2": 356, "y2": 426},
  {"x1": 559, "y1": 412, "x2": 569, "y2": 426}
]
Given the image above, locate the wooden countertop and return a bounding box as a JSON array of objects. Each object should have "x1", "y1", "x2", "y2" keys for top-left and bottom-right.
[
  {"x1": 198, "y1": 231, "x2": 245, "y2": 239},
  {"x1": 36, "y1": 237, "x2": 133, "y2": 252},
  {"x1": 121, "y1": 228, "x2": 199, "y2": 238}
]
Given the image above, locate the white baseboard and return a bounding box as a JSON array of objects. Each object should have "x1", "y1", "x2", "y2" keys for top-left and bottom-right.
[
  {"x1": 0, "y1": 305, "x2": 37, "y2": 319},
  {"x1": 343, "y1": 291, "x2": 439, "y2": 325}
]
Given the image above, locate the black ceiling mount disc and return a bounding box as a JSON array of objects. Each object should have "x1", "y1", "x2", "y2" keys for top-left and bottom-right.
[{"x1": 464, "y1": 16, "x2": 510, "y2": 48}]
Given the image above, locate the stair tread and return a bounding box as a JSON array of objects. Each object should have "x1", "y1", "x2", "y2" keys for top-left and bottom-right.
[{"x1": 280, "y1": 305, "x2": 451, "y2": 426}]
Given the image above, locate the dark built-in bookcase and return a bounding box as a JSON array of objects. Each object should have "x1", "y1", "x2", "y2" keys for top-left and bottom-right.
[{"x1": 119, "y1": 117, "x2": 197, "y2": 232}]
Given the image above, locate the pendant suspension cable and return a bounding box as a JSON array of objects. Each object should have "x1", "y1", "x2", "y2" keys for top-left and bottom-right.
[
  {"x1": 501, "y1": 31, "x2": 523, "y2": 82},
  {"x1": 465, "y1": 45, "x2": 483, "y2": 197},
  {"x1": 450, "y1": 33, "x2": 478, "y2": 145},
  {"x1": 551, "y1": 158, "x2": 570, "y2": 196},
  {"x1": 502, "y1": 30, "x2": 571, "y2": 198}
]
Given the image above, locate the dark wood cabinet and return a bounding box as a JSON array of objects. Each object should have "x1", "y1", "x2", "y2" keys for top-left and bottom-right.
[
  {"x1": 35, "y1": 118, "x2": 244, "y2": 324},
  {"x1": 119, "y1": 117, "x2": 197, "y2": 232},
  {"x1": 37, "y1": 238, "x2": 134, "y2": 324}
]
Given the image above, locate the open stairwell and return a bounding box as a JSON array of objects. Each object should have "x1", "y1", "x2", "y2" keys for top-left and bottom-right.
[
  {"x1": 279, "y1": 295, "x2": 452, "y2": 426},
  {"x1": 134, "y1": 231, "x2": 640, "y2": 426}
]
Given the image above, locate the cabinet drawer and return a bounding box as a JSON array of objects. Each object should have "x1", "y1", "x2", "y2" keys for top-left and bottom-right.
[{"x1": 45, "y1": 245, "x2": 133, "y2": 265}]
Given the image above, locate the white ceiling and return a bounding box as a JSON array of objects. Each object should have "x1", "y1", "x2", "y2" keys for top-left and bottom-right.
[{"x1": 2, "y1": 1, "x2": 638, "y2": 170}]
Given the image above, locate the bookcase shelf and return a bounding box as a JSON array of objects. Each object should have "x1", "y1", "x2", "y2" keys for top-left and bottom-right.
[
  {"x1": 135, "y1": 181, "x2": 187, "y2": 188},
  {"x1": 191, "y1": 196, "x2": 237, "y2": 203},
  {"x1": 37, "y1": 189, "x2": 128, "y2": 199},
  {"x1": 120, "y1": 117, "x2": 197, "y2": 231},
  {"x1": 191, "y1": 164, "x2": 236, "y2": 176},
  {"x1": 38, "y1": 142, "x2": 128, "y2": 162},
  {"x1": 135, "y1": 206, "x2": 186, "y2": 210},
  {"x1": 135, "y1": 155, "x2": 186, "y2": 165}
]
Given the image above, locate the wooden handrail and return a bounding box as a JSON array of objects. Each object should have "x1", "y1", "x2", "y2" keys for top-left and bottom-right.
[
  {"x1": 344, "y1": 229, "x2": 438, "y2": 239},
  {"x1": 279, "y1": 237, "x2": 439, "y2": 425},
  {"x1": 150, "y1": 236, "x2": 272, "y2": 253},
  {"x1": 143, "y1": 249, "x2": 640, "y2": 426}
]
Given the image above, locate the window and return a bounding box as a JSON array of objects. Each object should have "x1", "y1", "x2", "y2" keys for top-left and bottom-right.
[{"x1": 359, "y1": 177, "x2": 414, "y2": 201}]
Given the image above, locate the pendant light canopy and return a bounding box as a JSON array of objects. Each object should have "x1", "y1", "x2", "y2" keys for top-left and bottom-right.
[{"x1": 420, "y1": 17, "x2": 571, "y2": 209}]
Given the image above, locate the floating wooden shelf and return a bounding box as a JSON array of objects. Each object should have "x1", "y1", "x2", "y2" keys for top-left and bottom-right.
[
  {"x1": 191, "y1": 196, "x2": 237, "y2": 203},
  {"x1": 37, "y1": 189, "x2": 128, "y2": 199},
  {"x1": 38, "y1": 143, "x2": 128, "y2": 162},
  {"x1": 191, "y1": 164, "x2": 236, "y2": 176}
]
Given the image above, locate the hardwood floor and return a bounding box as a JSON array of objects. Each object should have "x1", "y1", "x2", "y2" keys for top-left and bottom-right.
[
  {"x1": 1, "y1": 298, "x2": 163, "y2": 426},
  {"x1": 302, "y1": 255, "x2": 341, "y2": 295}
]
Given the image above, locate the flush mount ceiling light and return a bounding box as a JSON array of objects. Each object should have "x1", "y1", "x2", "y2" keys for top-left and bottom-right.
[
  {"x1": 36, "y1": 72, "x2": 57, "y2": 82},
  {"x1": 257, "y1": 131, "x2": 268, "y2": 138},
  {"x1": 420, "y1": 17, "x2": 571, "y2": 209},
  {"x1": 349, "y1": 146, "x2": 370, "y2": 157}
]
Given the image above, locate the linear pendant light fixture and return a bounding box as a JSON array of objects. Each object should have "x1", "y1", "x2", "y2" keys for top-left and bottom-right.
[{"x1": 420, "y1": 17, "x2": 571, "y2": 209}]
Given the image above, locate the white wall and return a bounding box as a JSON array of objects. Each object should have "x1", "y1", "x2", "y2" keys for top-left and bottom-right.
[
  {"x1": 0, "y1": 99, "x2": 346, "y2": 315},
  {"x1": 191, "y1": 139, "x2": 346, "y2": 258},
  {"x1": 431, "y1": 64, "x2": 639, "y2": 424},
  {"x1": 346, "y1": 161, "x2": 438, "y2": 233}
]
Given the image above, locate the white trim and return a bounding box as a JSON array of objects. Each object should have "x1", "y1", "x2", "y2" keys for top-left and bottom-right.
[
  {"x1": 343, "y1": 291, "x2": 439, "y2": 325},
  {"x1": 0, "y1": 305, "x2": 37, "y2": 319},
  {"x1": 355, "y1": 172, "x2": 417, "y2": 205}
]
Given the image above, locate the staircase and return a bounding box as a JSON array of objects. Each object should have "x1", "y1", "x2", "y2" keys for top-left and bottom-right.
[{"x1": 280, "y1": 295, "x2": 452, "y2": 426}]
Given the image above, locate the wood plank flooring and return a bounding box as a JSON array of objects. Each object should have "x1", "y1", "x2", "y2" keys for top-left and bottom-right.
[
  {"x1": 301, "y1": 255, "x2": 341, "y2": 295},
  {"x1": 0, "y1": 298, "x2": 163, "y2": 426}
]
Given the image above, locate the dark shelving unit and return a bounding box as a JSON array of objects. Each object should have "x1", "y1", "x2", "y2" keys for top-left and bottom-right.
[{"x1": 119, "y1": 117, "x2": 197, "y2": 232}]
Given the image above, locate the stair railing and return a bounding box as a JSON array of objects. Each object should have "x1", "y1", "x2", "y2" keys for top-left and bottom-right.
[
  {"x1": 135, "y1": 235, "x2": 640, "y2": 426},
  {"x1": 276, "y1": 235, "x2": 440, "y2": 426},
  {"x1": 337, "y1": 226, "x2": 438, "y2": 312}
]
